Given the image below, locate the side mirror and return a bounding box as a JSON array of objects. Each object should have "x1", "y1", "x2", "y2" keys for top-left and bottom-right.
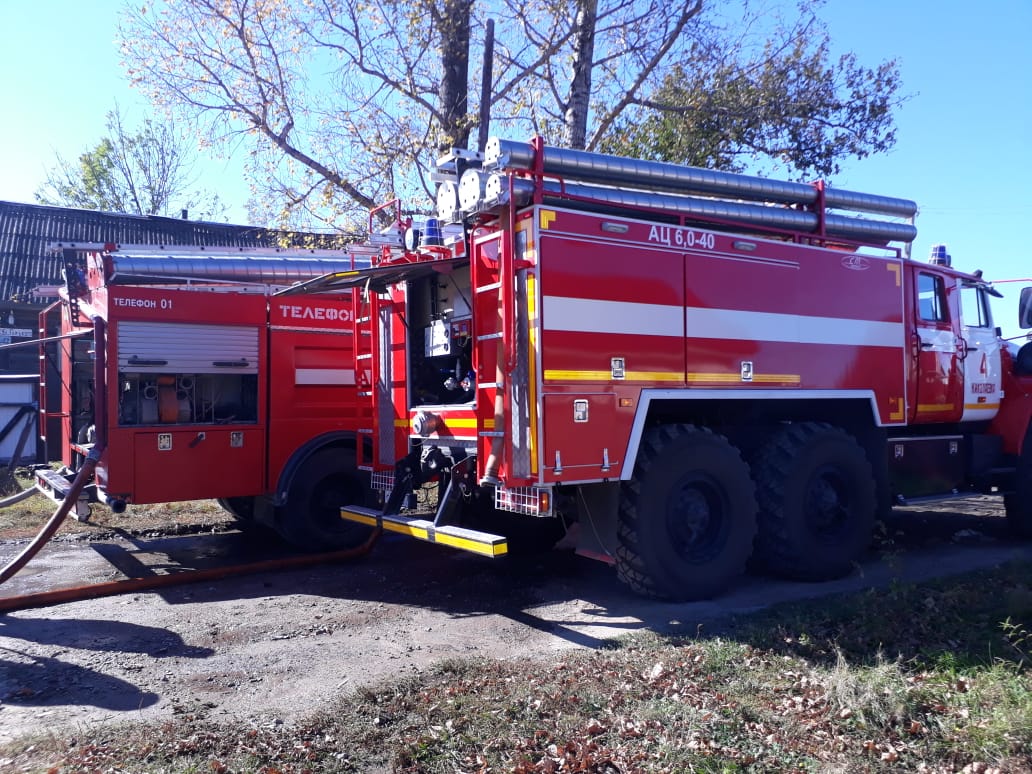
[{"x1": 1021, "y1": 287, "x2": 1032, "y2": 329}]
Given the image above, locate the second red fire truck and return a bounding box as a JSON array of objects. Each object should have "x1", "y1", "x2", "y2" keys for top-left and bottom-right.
[
  {"x1": 281, "y1": 137, "x2": 1032, "y2": 600},
  {"x1": 38, "y1": 243, "x2": 379, "y2": 551}
]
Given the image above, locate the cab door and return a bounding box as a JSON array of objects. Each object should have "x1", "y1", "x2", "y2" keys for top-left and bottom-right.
[
  {"x1": 958, "y1": 281, "x2": 1003, "y2": 421},
  {"x1": 910, "y1": 267, "x2": 963, "y2": 423}
]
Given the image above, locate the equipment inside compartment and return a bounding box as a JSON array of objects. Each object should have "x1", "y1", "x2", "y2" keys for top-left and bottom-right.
[
  {"x1": 117, "y1": 372, "x2": 258, "y2": 426},
  {"x1": 67, "y1": 335, "x2": 259, "y2": 437},
  {"x1": 407, "y1": 270, "x2": 475, "y2": 406}
]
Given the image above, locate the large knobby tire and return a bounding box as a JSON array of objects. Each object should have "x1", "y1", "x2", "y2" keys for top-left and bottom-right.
[
  {"x1": 275, "y1": 448, "x2": 374, "y2": 551},
  {"x1": 752, "y1": 422, "x2": 876, "y2": 581},
  {"x1": 616, "y1": 424, "x2": 757, "y2": 601},
  {"x1": 1004, "y1": 426, "x2": 1032, "y2": 538}
]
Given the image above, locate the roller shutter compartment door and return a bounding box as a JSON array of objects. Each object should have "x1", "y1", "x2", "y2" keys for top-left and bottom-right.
[{"x1": 117, "y1": 321, "x2": 259, "y2": 375}]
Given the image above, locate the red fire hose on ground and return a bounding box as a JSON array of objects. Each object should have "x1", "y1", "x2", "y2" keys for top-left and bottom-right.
[{"x1": 0, "y1": 526, "x2": 381, "y2": 614}]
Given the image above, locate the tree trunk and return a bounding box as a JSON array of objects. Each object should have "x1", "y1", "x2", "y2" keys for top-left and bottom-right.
[
  {"x1": 565, "y1": 0, "x2": 598, "y2": 149},
  {"x1": 438, "y1": 0, "x2": 473, "y2": 152}
]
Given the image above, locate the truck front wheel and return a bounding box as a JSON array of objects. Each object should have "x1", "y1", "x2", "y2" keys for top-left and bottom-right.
[
  {"x1": 616, "y1": 424, "x2": 757, "y2": 600},
  {"x1": 752, "y1": 422, "x2": 876, "y2": 580},
  {"x1": 1004, "y1": 427, "x2": 1032, "y2": 538},
  {"x1": 275, "y1": 448, "x2": 374, "y2": 551}
]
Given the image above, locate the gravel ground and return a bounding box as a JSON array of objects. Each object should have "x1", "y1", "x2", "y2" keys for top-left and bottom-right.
[{"x1": 1, "y1": 496, "x2": 1031, "y2": 749}]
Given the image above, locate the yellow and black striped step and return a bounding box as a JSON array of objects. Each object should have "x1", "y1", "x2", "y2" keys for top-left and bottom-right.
[{"x1": 341, "y1": 505, "x2": 508, "y2": 558}]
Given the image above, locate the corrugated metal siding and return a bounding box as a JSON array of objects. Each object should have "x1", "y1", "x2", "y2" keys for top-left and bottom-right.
[{"x1": 0, "y1": 200, "x2": 286, "y2": 304}]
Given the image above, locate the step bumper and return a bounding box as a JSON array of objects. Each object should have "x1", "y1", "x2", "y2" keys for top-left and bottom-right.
[{"x1": 341, "y1": 505, "x2": 508, "y2": 558}]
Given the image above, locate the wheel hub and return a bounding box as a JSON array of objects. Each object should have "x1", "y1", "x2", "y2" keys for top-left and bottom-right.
[
  {"x1": 667, "y1": 476, "x2": 726, "y2": 559},
  {"x1": 805, "y1": 469, "x2": 849, "y2": 535}
]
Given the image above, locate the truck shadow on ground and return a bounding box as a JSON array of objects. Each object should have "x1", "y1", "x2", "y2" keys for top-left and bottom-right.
[
  {"x1": 138, "y1": 501, "x2": 1032, "y2": 651},
  {"x1": 0, "y1": 615, "x2": 214, "y2": 658},
  {"x1": 0, "y1": 617, "x2": 212, "y2": 711},
  {"x1": 0, "y1": 503, "x2": 1027, "y2": 739},
  {"x1": 0, "y1": 650, "x2": 162, "y2": 712},
  {"x1": 4, "y1": 501, "x2": 1028, "y2": 659}
]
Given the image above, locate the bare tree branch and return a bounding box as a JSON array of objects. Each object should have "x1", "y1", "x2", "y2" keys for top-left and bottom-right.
[{"x1": 120, "y1": 0, "x2": 904, "y2": 227}]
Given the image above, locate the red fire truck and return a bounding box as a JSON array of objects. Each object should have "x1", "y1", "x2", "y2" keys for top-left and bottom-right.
[
  {"x1": 36, "y1": 243, "x2": 378, "y2": 551},
  {"x1": 282, "y1": 137, "x2": 1032, "y2": 600}
]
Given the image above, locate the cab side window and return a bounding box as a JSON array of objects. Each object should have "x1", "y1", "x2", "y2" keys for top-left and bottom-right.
[
  {"x1": 960, "y1": 285, "x2": 991, "y2": 328},
  {"x1": 918, "y1": 273, "x2": 948, "y2": 323}
]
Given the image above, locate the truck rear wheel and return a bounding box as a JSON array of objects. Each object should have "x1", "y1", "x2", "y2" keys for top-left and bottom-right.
[
  {"x1": 616, "y1": 424, "x2": 757, "y2": 600},
  {"x1": 218, "y1": 497, "x2": 281, "y2": 538},
  {"x1": 752, "y1": 422, "x2": 875, "y2": 580},
  {"x1": 275, "y1": 448, "x2": 374, "y2": 551}
]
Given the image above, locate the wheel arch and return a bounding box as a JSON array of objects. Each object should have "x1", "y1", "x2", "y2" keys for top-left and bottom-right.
[
  {"x1": 272, "y1": 431, "x2": 366, "y2": 505},
  {"x1": 989, "y1": 397, "x2": 1032, "y2": 457},
  {"x1": 621, "y1": 390, "x2": 887, "y2": 480}
]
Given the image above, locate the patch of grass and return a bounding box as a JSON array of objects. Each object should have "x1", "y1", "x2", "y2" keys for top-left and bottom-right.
[
  {"x1": 823, "y1": 649, "x2": 911, "y2": 730},
  {"x1": 4, "y1": 561, "x2": 1031, "y2": 773},
  {"x1": 0, "y1": 468, "x2": 59, "y2": 531},
  {"x1": 726, "y1": 560, "x2": 1032, "y2": 672}
]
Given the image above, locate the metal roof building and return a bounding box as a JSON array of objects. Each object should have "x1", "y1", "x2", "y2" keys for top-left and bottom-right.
[
  {"x1": 0, "y1": 200, "x2": 314, "y2": 382},
  {"x1": 0, "y1": 200, "x2": 336, "y2": 462},
  {"x1": 0, "y1": 200, "x2": 283, "y2": 305}
]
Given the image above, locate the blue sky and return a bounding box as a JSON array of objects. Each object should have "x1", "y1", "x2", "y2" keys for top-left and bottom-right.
[
  {"x1": 0, "y1": 1, "x2": 250, "y2": 221},
  {"x1": 1, "y1": 1, "x2": 1030, "y2": 332}
]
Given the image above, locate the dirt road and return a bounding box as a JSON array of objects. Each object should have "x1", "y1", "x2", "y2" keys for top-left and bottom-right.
[{"x1": 1, "y1": 497, "x2": 1030, "y2": 746}]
